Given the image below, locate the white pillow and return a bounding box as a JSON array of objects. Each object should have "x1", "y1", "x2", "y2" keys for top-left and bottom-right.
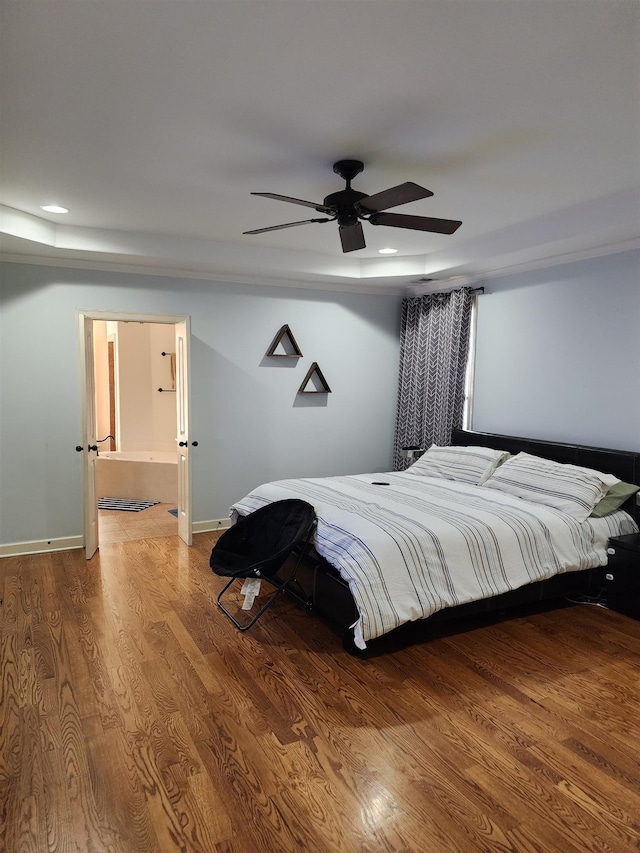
[
  {"x1": 407, "y1": 445, "x2": 510, "y2": 485},
  {"x1": 481, "y1": 452, "x2": 619, "y2": 521}
]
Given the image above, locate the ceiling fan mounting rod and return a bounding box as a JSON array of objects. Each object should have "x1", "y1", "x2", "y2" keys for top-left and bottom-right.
[{"x1": 332, "y1": 159, "x2": 364, "y2": 188}]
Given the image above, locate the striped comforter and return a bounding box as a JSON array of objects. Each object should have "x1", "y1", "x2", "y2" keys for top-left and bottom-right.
[{"x1": 231, "y1": 472, "x2": 638, "y2": 649}]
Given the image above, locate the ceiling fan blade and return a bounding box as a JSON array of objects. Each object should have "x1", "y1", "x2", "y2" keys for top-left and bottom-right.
[
  {"x1": 251, "y1": 192, "x2": 333, "y2": 213},
  {"x1": 243, "y1": 217, "x2": 333, "y2": 235},
  {"x1": 359, "y1": 182, "x2": 434, "y2": 213},
  {"x1": 370, "y1": 211, "x2": 462, "y2": 235},
  {"x1": 339, "y1": 221, "x2": 366, "y2": 253}
]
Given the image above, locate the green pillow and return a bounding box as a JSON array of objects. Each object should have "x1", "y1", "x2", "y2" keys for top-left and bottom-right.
[{"x1": 590, "y1": 481, "x2": 639, "y2": 517}]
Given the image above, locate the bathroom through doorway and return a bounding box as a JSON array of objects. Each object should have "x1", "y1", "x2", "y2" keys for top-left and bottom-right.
[{"x1": 77, "y1": 310, "x2": 192, "y2": 558}]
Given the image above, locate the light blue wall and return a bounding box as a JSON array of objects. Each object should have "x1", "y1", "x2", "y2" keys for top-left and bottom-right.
[
  {"x1": 472, "y1": 249, "x2": 640, "y2": 451},
  {"x1": 0, "y1": 263, "x2": 401, "y2": 545},
  {"x1": 3, "y1": 249, "x2": 638, "y2": 548}
]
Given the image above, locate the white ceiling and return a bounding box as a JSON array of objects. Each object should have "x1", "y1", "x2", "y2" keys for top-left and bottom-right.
[{"x1": 1, "y1": 0, "x2": 639, "y2": 294}]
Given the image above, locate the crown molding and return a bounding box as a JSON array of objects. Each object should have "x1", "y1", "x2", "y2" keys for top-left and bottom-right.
[
  {"x1": 406, "y1": 237, "x2": 640, "y2": 295},
  {"x1": 0, "y1": 251, "x2": 409, "y2": 295},
  {"x1": 3, "y1": 235, "x2": 638, "y2": 298}
]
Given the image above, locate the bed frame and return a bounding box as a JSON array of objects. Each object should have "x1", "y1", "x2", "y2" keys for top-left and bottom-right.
[{"x1": 288, "y1": 430, "x2": 640, "y2": 653}]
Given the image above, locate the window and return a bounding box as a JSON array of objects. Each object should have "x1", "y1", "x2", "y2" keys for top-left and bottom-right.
[{"x1": 461, "y1": 292, "x2": 478, "y2": 430}]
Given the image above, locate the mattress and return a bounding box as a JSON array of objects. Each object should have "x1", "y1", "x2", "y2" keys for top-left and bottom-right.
[{"x1": 231, "y1": 471, "x2": 638, "y2": 649}]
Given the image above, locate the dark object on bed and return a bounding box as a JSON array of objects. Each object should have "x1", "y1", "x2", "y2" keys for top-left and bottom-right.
[
  {"x1": 210, "y1": 498, "x2": 316, "y2": 631},
  {"x1": 291, "y1": 430, "x2": 640, "y2": 653}
]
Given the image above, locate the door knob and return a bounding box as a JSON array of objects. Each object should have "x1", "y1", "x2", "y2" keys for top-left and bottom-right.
[
  {"x1": 191, "y1": 441, "x2": 198, "y2": 447},
  {"x1": 178, "y1": 441, "x2": 188, "y2": 447},
  {"x1": 88, "y1": 445, "x2": 98, "y2": 452},
  {"x1": 76, "y1": 446, "x2": 83, "y2": 452}
]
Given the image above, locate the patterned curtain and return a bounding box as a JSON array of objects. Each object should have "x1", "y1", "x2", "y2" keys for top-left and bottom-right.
[{"x1": 393, "y1": 287, "x2": 474, "y2": 470}]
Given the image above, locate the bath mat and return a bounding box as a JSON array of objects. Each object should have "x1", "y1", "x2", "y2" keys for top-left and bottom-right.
[
  {"x1": 98, "y1": 498, "x2": 160, "y2": 512},
  {"x1": 168, "y1": 508, "x2": 178, "y2": 517}
]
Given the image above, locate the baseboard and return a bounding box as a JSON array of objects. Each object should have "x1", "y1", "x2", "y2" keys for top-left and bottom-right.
[
  {"x1": 192, "y1": 518, "x2": 232, "y2": 534},
  {"x1": 0, "y1": 536, "x2": 84, "y2": 559},
  {"x1": 0, "y1": 519, "x2": 231, "y2": 559}
]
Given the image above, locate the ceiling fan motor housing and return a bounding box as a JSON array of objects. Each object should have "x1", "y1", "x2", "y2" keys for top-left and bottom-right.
[{"x1": 321, "y1": 187, "x2": 369, "y2": 226}]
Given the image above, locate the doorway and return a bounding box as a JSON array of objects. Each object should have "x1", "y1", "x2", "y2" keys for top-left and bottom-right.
[
  {"x1": 95, "y1": 319, "x2": 179, "y2": 544},
  {"x1": 77, "y1": 310, "x2": 192, "y2": 558}
]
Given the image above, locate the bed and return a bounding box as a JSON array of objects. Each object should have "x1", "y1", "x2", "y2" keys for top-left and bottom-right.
[{"x1": 230, "y1": 430, "x2": 640, "y2": 652}]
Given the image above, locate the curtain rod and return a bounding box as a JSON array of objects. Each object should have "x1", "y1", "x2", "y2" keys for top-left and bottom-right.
[{"x1": 404, "y1": 282, "x2": 485, "y2": 297}]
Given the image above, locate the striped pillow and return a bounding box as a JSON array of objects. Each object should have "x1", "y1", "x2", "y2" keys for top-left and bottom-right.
[
  {"x1": 481, "y1": 452, "x2": 619, "y2": 521},
  {"x1": 407, "y1": 445, "x2": 510, "y2": 485}
]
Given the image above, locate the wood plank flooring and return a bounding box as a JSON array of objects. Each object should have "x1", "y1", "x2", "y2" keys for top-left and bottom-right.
[
  {"x1": 1, "y1": 533, "x2": 639, "y2": 852},
  {"x1": 98, "y1": 504, "x2": 178, "y2": 544}
]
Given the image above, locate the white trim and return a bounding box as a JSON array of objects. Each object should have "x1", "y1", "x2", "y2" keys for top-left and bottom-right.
[
  {"x1": 0, "y1": 536, "x2": 84, "y2": 559},
  {"x1": 0, "y1": 253, "x2": 405, "y2": 295},
  {"x1": 479, "y1": 237, "x2": 640, "y2": 280},
  {"x1": 410, "y1": 237, "x2": 640, "y2": 294},
  {"x1": 2, "y1": 236, "x2": 638, "y2": 297},
  {"x1": 79, "y1": 308, "x2": 190, "y2": 324},
  {"x1": 192, "y1": 518, "x2": 232, "y2": 534},
  {"x1": 0, "y1": 520, "x2": 231, "y2": 558}
]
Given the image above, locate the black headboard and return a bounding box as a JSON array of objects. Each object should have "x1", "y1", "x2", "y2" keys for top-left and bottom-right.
[{"x1": 452, "y1": 429, "x2": 640, "y2": 525}]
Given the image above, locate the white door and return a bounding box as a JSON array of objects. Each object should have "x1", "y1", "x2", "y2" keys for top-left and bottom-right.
[
  {"x1": 78, "y1": 310, "x2": 193, "y2": 557},
  {"x1": 175, "y1": 319, "x2": 192, "y2": 545},
  {"x1": 81, "y1": 314, "x2": 99, "y2": 559}
]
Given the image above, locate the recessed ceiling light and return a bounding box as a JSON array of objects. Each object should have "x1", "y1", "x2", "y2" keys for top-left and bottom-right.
[
  {"x1": 378, "y1": 247, "x2": 398, "y2": 254},
  {"x1": 40, "y1": 204, "x2": 69, "y2": 214}
]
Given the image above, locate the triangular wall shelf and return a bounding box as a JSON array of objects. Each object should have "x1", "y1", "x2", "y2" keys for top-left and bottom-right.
[
  {"x1": 297, "y1": 362, "x2": 331, "y2": 394},
  {"x1": 266, "y1": 324, "x2": 303, "y2": 358}
]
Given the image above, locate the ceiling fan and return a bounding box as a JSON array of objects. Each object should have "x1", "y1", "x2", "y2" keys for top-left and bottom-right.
[{"x1": 243, "y1": 159, "x2": 462, "y2": 253}]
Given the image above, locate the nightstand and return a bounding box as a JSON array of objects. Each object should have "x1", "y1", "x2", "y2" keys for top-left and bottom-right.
[{"x1": 605, "y1": 533, "x2": 640, "y2": 621}]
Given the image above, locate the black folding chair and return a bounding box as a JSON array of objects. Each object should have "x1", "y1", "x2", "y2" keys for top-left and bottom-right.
[{"x1": 210, "y1": 499, "x2": 316, "y2": 631}]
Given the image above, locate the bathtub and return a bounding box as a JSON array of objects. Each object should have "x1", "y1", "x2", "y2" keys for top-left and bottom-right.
[{"x1": 96, "y1": 450, "x2": 178, "y2": 503}]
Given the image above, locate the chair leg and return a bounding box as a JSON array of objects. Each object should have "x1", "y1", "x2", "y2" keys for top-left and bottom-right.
[
  {"x1": 216, "y1": 577, "x2": 288, "y2": 631},
  {"x1": 275, "y1": 543, "x2": 314, "y2": 610},
  {"x1": 215, "y1": 521, "x2": 317, "y2": 631}
]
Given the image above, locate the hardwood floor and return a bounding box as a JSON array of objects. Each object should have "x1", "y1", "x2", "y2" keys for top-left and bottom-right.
[
  {"x1": 98, "y1": 503, "x2": 178, "y2": 544},
  {"x1": 1, "y1": 534, "x2": 639, "y2": 852}
]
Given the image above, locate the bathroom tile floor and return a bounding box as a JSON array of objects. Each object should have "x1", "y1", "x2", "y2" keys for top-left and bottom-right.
[{"x1": 98, "y1": 501, "x2": 178, "y2": 543}]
